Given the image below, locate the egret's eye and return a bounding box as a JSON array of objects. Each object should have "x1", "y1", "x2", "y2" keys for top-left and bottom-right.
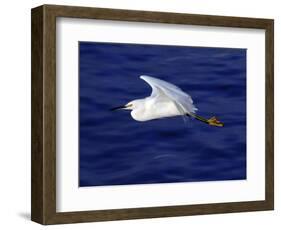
[{"x1": 126, "y1": 104, "x2": 132, "y2": 107}]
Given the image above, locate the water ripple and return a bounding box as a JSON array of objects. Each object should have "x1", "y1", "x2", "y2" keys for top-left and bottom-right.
[{"x1": 79, "y1": 42, "x2": 247, "y2": 187}]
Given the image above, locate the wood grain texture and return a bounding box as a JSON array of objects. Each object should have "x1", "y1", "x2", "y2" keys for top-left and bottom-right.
[
  {"x1": 265, "y1": 20, "x2": 274, "y2": 209},
  {"x1": 31, "y1": 4, "x2": 274, "y2": 225},
  {"x1": 31, "y1": 5, "x2": 57, "y2": 224},
  {"x1": 31, "y1": 6, "x2": 44, "y2": 224}
]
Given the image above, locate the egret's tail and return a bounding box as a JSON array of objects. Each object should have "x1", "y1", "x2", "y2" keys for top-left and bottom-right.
[{"x1": 188, "y1": 113, "x2": 224, "y2": 127}]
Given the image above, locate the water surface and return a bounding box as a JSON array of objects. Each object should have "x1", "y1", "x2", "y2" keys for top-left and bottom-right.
[{"x1": 79, "y1": 42, "x2": 246, "y2": 187}]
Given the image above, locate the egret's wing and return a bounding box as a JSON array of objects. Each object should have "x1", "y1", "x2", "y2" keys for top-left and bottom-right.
[{"x1": 140, "y1": 75, "x2": 198, "y2": 114}]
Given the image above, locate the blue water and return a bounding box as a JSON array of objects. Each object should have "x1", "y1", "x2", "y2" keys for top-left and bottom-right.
[{"x1": 79, "y1": 42, "x2": 246, "y2": 187}]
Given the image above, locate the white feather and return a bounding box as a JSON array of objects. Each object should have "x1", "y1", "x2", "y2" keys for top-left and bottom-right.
[{"x1": 140, "y1": 75, "x2": 197, "y2": 115}]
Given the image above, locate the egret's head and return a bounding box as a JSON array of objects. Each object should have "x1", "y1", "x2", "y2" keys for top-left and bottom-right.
[{"x1": 110, "y1": 100, "x2": 142, "y2": 111}]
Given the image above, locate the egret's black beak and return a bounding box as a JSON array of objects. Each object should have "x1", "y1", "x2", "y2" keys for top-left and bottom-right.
[{"x1": 110, "y1": 105, "x2": 127, "y2": 111}]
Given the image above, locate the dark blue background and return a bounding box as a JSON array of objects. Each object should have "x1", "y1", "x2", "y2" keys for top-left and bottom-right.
[{"x1": 79, "y1": 42, "x2": 246, "y2": 187}]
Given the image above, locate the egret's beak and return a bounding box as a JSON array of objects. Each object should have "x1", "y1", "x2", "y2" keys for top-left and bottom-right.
[{"x1": 110, "y1": 105, "x2": 127, "y2": 111}]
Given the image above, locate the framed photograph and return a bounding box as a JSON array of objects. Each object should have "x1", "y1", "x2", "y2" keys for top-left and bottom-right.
[{"x1": 31, "y1": 4, "x2": 274, "y2": 225}]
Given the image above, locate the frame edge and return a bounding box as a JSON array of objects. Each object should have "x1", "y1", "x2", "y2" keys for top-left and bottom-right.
[
  {"x1": 265, "y1": 19, "x2": 274, "y2": 210},
  {"x1": 31, "y1": 5, "x2": 44, "y2": 224},
  {"x1": 31, "y1": 5, "x2": 58, "y2": 225}
]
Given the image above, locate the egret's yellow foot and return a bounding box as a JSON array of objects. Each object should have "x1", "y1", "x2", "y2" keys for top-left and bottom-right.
[{"x1": 207, "y1": 117, "x2": 224, "y2": 127}]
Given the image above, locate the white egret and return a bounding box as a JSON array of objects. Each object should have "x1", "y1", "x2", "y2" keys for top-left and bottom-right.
[{"x1": 111, "y1": 75, "x2": 223, "y2": 127}]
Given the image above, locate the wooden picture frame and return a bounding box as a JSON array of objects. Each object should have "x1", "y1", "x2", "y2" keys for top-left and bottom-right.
[{"x1": 31, "y1": 4, "x2": 274, "y2": 225}]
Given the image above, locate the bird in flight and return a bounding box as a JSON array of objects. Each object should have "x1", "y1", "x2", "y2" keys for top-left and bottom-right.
[{"x1": 111, "y1": 75, "x2": 224, "y2": 127}]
